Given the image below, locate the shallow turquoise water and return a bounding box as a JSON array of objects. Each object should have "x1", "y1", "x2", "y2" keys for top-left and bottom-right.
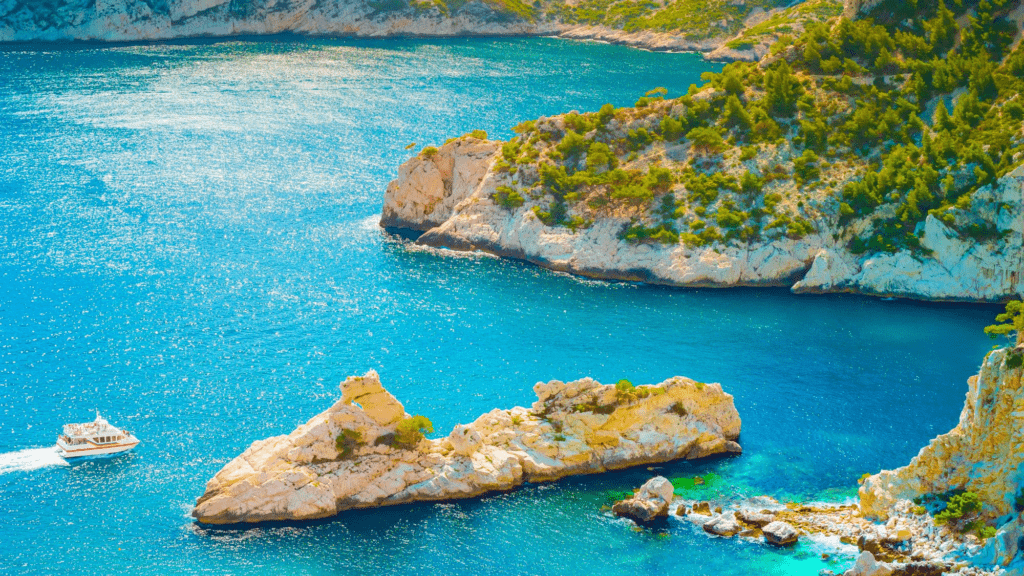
[{"x1": 0, "y1": 37, "x2": 1001, "y2": 575}]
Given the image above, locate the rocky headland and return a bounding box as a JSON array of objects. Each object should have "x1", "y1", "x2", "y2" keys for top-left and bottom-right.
[
  {"x1": 381, "y1": 132, "x2": 1024, "y2": 303},
  {"x1": 192, "y1": 370, "x2": 741, "y2": 524}
]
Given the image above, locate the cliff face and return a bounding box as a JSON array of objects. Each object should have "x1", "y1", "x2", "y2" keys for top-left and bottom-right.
[
  {"x1": 0, "y1": 0, "x2": 834, "y2": 62},
  {"x1": 0, "y1": 0, "x2": 557, "y2": 42},
  {"x1": 192, "y1": 370, "x2": 741, "y2": 524},
  {"x1": 381, "y1": 134, "x2": 1024, "y2": 302},
  {"x1": 860, "y1": 346, "x2": 1024, "y2": 521}
]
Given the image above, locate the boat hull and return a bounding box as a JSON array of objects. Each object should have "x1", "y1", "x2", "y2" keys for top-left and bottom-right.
[{"x1": 56, "y1": 439, "x2": 138, "y2": 459}]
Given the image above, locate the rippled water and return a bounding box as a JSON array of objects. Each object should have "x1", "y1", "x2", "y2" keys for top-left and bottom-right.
[{"x1": 0, "y1": 37, "x2": 1001, "y2": 575}]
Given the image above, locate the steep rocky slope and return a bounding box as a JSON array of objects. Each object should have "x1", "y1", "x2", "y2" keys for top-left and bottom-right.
[{"x1": 192, "y1": 370, "x2": 741, "y2": 524}]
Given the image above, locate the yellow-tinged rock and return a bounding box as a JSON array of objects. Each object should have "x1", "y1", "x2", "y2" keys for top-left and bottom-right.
[
  {"x1": 860, "y1": 347, "x2": 1024, "y2": 519},
  {"x1": 192, "y1": 371, "x2": 741, "y2": 525}
]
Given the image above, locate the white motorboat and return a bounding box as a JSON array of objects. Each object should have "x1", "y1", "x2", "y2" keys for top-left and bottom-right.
[{"x1": 56, "y1": 412, "x2": 139, "y2": 458}]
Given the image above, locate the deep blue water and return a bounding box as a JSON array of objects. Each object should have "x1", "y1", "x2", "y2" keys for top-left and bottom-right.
[{"x1": 0, "y1": 37, "x2": 1001, "y2": 575}]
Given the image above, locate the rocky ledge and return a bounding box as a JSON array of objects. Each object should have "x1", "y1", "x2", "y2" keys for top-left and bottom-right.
[{"x1": 192, "y1": 370, "x2": 741, "y2": 524}]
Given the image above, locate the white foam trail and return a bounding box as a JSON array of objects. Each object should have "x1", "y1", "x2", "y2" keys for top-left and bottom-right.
[{"x1": 0, "y1": 446, "x2": 69, "y2": 474}]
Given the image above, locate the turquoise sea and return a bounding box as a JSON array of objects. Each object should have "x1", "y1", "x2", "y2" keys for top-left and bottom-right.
[{"x1": 0, "y1": 37, "x2": 1002, "y2": 575}]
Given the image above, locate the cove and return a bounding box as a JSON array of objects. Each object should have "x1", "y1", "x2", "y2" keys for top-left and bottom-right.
[{"x1": 0, "y1": 36, "x2": 1001, "y2": 575}]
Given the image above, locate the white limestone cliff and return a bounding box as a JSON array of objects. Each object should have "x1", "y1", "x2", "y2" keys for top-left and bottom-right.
[
  {"x1": 859, "y1": 345, "x2": 1024, "y2": 521},
  {"x1": 0, "y1": 0, "x2": 560, "y2": 43},
  {"x1": 192, "y1": 370, "x2": 742, "y2": 524},
  {"x1": 381, "y1": 138, "x2": 1024, "y2": 303}
]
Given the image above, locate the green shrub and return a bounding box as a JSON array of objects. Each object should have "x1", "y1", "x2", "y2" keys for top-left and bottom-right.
[
  {"x1": 335, "y1": 429, "x2": 363, "y2": 459},
  {"x1": 420, "y1": 146, "x2": 439, "y2": 159},
  {"x1": 469, "y1": 129, "x2": 488, "y2": 140},
  {"x1": 934, "y1": 491, "x2": 981, "y2": 527},
  {"x1": 686, "y1": 127, "x2": 727, "y2": 154},
  {"x1": 585, "y1": 141, "x2": 617, "y2": 172},
  {"x1": 615, "y1": 379, "x2": 637, "y2": 402},
  {"x1": 493, "y1": 186, "x2": 525, "y2": 210},
  {"x1": 985, "y1": 300, "x2": 1024, "y2": 344},
  {"x1": 557, "y1": 130, "x2": 590, "y2": 160},
  {"x1": 668, "y1": 402, "x2": 688, "y2": 417},
  {"x1": 395, "y1": 415, "x2": 433, "y2": 448}
]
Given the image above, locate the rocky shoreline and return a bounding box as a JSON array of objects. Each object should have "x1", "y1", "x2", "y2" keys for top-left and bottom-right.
[
  {"x1": 0, "y1": 0, "x2": 783, "y2": 62},
  {"x1": 192, "y1": 371, "x2": 741, "y2": 524},
  {"x1": 606, "y1": 344, "x2": 1024, "y2": 575},
  {"x1": 380, "y1": 129, "x2": 1024, "y2": 304}
]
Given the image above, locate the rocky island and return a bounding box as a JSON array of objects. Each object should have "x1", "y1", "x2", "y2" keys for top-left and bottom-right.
[
  {"x1": 192, "y1": 371, "x2": 741, "y2": 524},
  {"x1": 382, "y1": 0, "x2": 1024, "y2": 303}
]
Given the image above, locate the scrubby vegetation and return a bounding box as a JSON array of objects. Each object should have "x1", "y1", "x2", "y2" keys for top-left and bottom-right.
[
  {"x1": 466, "y1": 0, "x2": 1024, "y2": 257},
  {"x1": 374, "y1": 415, "x2": 436, "y2": 449},
  {"x1": 986, "y1": 299, "x2": 1024, "y2": 366},
  {"x1": 335, "y1": 429, "x2": 364, "y2": 459},
  {"x1": 915, "y1": 490, "x2": 997, "y2": 539},
  {"x1": 395, "y1": 415, "x2": 434, "y2": 447}
]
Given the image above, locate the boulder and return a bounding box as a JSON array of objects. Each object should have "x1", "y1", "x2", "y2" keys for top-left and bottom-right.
[
  {"x1": 763, "y1": 521, "x2": 799, "y2": 547},
  {"x1": 737, "y1": 509, "x2": 775, "y2": 527},
  {"x1": 692, "y1": 501, "x2": 712, "y2": 515},
  {"x1": 888, "y1": 563, "x2": 945, "y2": 576},
  {"x1": 844, "y1": 551, "x2": 893, "y2": 576},
  {"x1": 612, "y1": 476, "x2": 675, "y2": 523},
  {"x1": 703, "y1": 513, "x2": 742, "y2": 537}
]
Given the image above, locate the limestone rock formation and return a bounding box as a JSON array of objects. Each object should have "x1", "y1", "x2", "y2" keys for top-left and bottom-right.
[
  {"x1": 381, "y1": 131, "x2": 1024, "y2": 303},
  {"x1": 611, "y1": 475, "x2": 674, "y2": 523},
  {"x1": 859, "y1": 346, "x2": 1024, "y2": 520},
  {"x1": 762, "y1": 520, "x2": 799, "y2": 546},
  {"x1": 703, "y1": 513, "x2": 742, "y2": 537},
  {"x1": 0, "y1": 0, "x2": 559, "y2": 42},
  {"x1": 193, "y1": 370, "x2": 741, "y2": 524}
]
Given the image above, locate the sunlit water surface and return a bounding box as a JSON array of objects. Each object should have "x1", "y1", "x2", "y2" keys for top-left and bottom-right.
[{"x1": 0, "y1": 37, "x2": 1000, "y2": 575}]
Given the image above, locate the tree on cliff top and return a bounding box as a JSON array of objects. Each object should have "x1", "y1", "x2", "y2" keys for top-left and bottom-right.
[{"x1": 985, "y1": 300, "x2": 1024, "y2": 346}]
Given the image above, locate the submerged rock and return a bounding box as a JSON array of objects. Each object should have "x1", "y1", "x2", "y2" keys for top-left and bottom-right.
[
  {"x1": 762, "y1": 521, "x2": 799, "y2": 547},
  {"x1": 612, "y1": 476, "x2": 674, "y2": 523},
  {"x1": 193, "y1": 371, "x2": 741, "y2": 524}
]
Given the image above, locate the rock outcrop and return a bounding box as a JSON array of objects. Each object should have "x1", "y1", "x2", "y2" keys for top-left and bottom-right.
[
  {"x1": 193, "y1": 370, "x2": 741, "y2": 524},
  {"x1": 381, "y1": 136, "x2": 1024, "y2": 303},
  {"x1": 611, "y1": 475, "x2": 674, "y2": 523},
  {"x1": 762, "y1": 520, "x2": 799, "y2": 546},
  {"x1": 860, "y1": 345, "x2": 1024, "y2": 520}
]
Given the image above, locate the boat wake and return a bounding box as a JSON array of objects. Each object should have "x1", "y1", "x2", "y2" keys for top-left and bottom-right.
[{"x1": 0, "y1": 446, "x2": 68, "y2": 474}]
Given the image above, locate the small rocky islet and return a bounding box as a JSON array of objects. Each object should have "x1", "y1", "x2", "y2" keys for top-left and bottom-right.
[{"x1": 192, "y1": 372, "x2": 741, "y2": 524}]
